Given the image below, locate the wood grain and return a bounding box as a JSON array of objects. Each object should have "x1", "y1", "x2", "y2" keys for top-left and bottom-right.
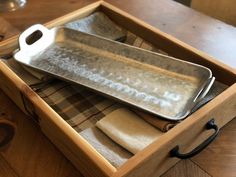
[
  {"x1": 0, "y1": 18, "x2": 18, "y2": 42},
  {"x1": 0, "y1": 3, "x2": 117, "y2": 176},
  {"x1": 192, "y1": 118, "x2": 236, "y2": 177},
  {"x1": 191, "y1": 0, "x2": 236, "y2": 26},
  {"x1": 2, "y1": 0, "x2": 236, "y2": 68},
  {"x1": 0, "y1": 154, "x2": 19, "y2": 177},
  {"x1": 0, "y1": 14, "x2": 86, "y2": 176},
  {"x1": 1, "y1": 0, "x2": 97, "y2": 31},
  {"x1": 0, "y1": 90, "x2": 83, "y2": 177},
  {"x1": 161, "y1": 160, "x2": 211, "y2": 177},
  {"x1": 101, "y1": 2, "x2": 236, "y2": 86},
  {"x1": 0, "y1": 119, "x2": 16, "y2": 149},
  {"x1": 0, "y1": 1, "x2": 101, "y2": 59},
  {"x1": 106, "y1": 0, "x2": 236, "y2": 68}
]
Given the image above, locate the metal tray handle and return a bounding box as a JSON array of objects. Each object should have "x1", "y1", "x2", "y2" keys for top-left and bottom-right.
[
  {"x1": 195, "y1": 77, "x2": 215, "y2": 103},
  {"x1": 170, "y1": 119, "x2": 219, "y2": 159},
  {"x1": 18, "y1": 24, "x2": 53, "y2": 54}
]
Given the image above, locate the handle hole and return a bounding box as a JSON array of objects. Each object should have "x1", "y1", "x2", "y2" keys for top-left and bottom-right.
[
  {"x1": 0, "y1": 122, "x2": 15, "y2": 147},
  {"x1": 0, "y1": 34, "x2": 4, "y2": 41},
  {"x1": 26, "y1": 30, "x2": 43, "y2": 45},
  {"x1": 0, "y1": 126, "x2": 7, "y2": 142}
]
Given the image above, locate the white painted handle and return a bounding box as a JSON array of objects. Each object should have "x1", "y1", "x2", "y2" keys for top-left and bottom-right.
[
  {"x1": 18, "y1": 24, "x2": 51, "y2": 51},
  {"x1": 195, "y1": 77, "x2": 215, "y2": 102}
]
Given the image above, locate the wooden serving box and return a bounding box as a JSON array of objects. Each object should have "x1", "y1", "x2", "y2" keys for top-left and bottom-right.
[{"x1": 0, "y1": 1, "x2": 236, "y2": 177}]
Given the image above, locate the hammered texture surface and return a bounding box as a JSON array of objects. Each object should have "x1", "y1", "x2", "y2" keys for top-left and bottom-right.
[{"x1": 25, "y1": 28, "x2": 212, "y2": 119}]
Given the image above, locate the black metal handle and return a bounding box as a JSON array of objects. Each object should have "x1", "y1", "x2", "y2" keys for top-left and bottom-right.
[
  {"x1": 0, "y1": 122, "x2": 15, "y2": 147},
  {"x1": 170, "y1": 119, "x2": 219, "y2": 159}
]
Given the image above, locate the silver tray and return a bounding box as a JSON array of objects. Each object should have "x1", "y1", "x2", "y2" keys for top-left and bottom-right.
[
  {"x1": 14, "y1": 24, "x2": 214, "y2": 120},
  {"x1": 64, "y1": 12, "x2": 127, "y2": 41}
]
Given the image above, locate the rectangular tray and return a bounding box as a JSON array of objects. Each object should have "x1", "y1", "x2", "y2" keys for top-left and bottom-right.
[{"x1": 13, "y1": 24, "x2": 214, "y2": 120}]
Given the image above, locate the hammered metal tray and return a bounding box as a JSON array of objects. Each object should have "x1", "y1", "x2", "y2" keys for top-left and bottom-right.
[
  {"x1": 14, "y1": 24, "x2": 214, "y2": 120},
  {"x1": 65, "y1": 12, "x2": 127, "y2": 41}
]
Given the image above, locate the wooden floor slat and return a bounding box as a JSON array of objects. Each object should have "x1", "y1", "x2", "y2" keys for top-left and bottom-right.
[
  {"x1": 192, "y1": 118, "x2": 236, "y2": 177},
  {"x1": 0, "y1": 154, "x2": 19, "y2": 177},
  {"x1": 161, "y1": 159, "x2": 211, "y2": 177}
]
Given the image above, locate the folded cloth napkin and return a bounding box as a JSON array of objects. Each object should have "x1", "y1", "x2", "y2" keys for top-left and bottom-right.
[
  {"x1": 22, "y1": 66, "x2": 51, "y2": 81},
  {"x1": 96, "y1": 108, "x2": 163, "y2": 154},
  {"x1": 132, "y1": 110, "x2": 177, "y2": 132},
  {"x1": 80, "y1": 127, "x2": 132, "y2": 167}
]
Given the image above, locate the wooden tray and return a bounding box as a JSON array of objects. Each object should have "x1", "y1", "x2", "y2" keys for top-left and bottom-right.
[{"x1": 0, "y1": 1, "x2": 236, "y2": 177}]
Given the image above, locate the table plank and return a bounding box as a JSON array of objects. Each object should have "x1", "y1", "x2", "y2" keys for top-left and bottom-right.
[
  {"x1": 1, "y1": 0, "x2": 96, "y2": 31},
  {"x1": 191, "y1": 0, "x2": 236, "y2": 26},
  {"x1": 161, "y1": 160, "x2": 211, "y2": 177},
  {"x1": 0, "y1": 17, "x2": 19, "y2": 42},
  {"x1": 2, "y1": 0, "x2": 236, "y2": 68},
  {"x1": 192, "y1": 118, "x2": 236, "y2": 177},
  {"x1": 106, "y1": 0, "x2": 236, "y2": 68},
  {"x1": 0, "y1": 154, "x2": 19, "y2": 177}
]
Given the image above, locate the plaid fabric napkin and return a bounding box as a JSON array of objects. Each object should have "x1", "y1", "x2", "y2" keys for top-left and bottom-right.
[{"x1": 96, "y1": 108, "x2": 164, "y2": 154}]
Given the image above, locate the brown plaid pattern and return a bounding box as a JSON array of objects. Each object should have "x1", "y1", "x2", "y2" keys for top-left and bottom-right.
[{"x1": 31, "y1": 31, "x2": 166, "y2": 132}]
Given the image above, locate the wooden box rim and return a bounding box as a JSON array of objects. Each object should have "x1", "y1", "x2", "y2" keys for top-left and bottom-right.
[{"x1": 0, "y1": 1, "x2": 235, "y2": 177}]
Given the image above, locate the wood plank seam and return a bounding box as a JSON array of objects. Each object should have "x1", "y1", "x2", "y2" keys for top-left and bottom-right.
[
  {"x1": 0, "y1": 154, "x2": 20, "y2": 177},
  {"x1": 190, "y1": 159, "x2": 213, "y2": 177}
]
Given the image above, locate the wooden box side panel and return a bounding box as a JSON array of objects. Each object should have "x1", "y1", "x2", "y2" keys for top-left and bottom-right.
[
  {"x1": 0, "y1": 61, "x2": 28, "y2": 115},
  {"x1": 0, "y1": 3, "x2": 117, "y2": 176},
  {"x1": 113, "y1": 84, "x2": 236, "y2": 177},
  {"x1": 37, "y1": 106, "x2": 116, "y2": 177},
  {"x1": 0, "y1": 60, "x2": 116, "y2": 177}
]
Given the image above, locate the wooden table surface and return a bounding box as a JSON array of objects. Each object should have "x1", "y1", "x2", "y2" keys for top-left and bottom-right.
[
  {"x1": 2, "y1": 0, "x2": 236, "y2": 68},
  {"x1": 0, "y1": 0, "x2": 236, "y2": 177}
]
